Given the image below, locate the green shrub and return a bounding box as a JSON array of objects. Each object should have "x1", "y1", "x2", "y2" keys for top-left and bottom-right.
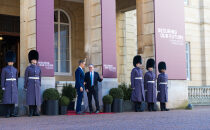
[
  {"x1": 118, "y1": 83, "x2": 132, "y2": 100},
  {"x1": 103, "y1": 95, "x2": 113, "y2": 104},
  {"x1": 43, "y1": 88, "x2": 60, "y2": 100},
  {"x1": 59, "y1": 96, "x2": 70, "y2": 106},
  {"x1": 62, "y1": 84, "x2": 76, "y2": 102},
  {"x1": 0, "y1": 88, "x2": 3, "y2": 103},
  {"x1": 109, "y1": 88, "x2": 124, "y2": 99}
]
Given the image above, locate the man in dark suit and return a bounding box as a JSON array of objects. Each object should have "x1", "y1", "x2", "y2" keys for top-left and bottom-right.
[
  {"x1": 85, "y1": 64, "x2": 103, "y2": 114},
  {"x1": 75, "y1": 60, "x2": 86, "y2": 114}
]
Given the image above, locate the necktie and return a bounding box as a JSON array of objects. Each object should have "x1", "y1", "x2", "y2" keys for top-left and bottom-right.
[{"x1": 91, "y1": 72, "x2": 93, "y2": 86}]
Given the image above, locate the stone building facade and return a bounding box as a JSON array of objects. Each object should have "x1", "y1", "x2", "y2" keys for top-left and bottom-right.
[{"x1": 1, "y1": 0, "x2": 208, "y2": 114}]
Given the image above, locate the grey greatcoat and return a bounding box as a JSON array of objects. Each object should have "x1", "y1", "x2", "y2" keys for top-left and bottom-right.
[
  {"x1": 157, "y1": 73, "x2": 168, "y2": 103},
  {"x1": 130, "y1": 67, "x2": 145, "y2": 102},
  {"x1": 144, "y1": 71, "x2": 157, "y2": 103},
  {"x1": 24, "y1": 64, "x2": 41, "y2": 106},
  {"x1": 1, "y1": 66, "x2": 18, "y2": 104}
]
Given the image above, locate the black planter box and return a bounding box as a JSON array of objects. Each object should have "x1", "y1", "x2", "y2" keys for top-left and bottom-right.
[
  {"x1": 67, "y1": 101, "x2": 75, "y2": 111},
  {"x1": 103, "y1": 104, "x2": 111, "y2": 113},
  {"x1": 0, "y1": 103, "x2": 6, "y2": 116},
  {"x1": 60, "y1": 106, "x2": 67, "y2": 115},
  {"x1": 112, "y1": 98, "x2": 123, "y2": 113},
  {"x1": 123, "y1": 100, "x2": 135, "y2": 112},
  {"x1": 41, "y1": 101, "x2": 46, "y2": 115},
  {"x1": 45, "y1": 100, "x2": 59, "y2": 115}
]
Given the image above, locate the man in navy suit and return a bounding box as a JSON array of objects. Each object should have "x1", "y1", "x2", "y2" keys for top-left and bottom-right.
[
  {"x1": 75, "y1": 60, "x2": 86, "y2": 114},
  {"x1": 85, "y1": 64, "x2": 103, "y2": 114}
]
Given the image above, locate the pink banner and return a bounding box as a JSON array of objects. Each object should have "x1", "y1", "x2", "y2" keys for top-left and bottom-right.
[
  {"x1": 154, "y1": 0, "x2": 186, "y2": 80},
  {"x1": 101, "y1": 0, "x2": 117, "y2": 78},
  {"x1": 36, "y1": 0, "x2": 54, "y2": 77}
]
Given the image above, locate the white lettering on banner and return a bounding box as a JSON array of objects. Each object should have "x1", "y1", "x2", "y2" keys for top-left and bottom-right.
[
  {"x1": 158, "y1": 28, "x2": 184, "y2": 46},
  {"x1": 38, "y1": 61, "x2": 54, "y2": 70},
  {"x1": 104, "y1": 64, "x2": 116, "y2": 72}
]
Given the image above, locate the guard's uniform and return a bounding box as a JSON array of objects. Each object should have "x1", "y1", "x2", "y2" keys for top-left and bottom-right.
[
  {"x1": 157, "y1": 62, "x2": 169, "y2": 111},
  {"x1": 1, "y1": 51, "x2": 18, "y2": 118},
  {"x1": 24, "y1": 50, "x2": 41, "y2": 116},
  {"x1": 131, "y1": 55, "x2": 145, "y2": 112},
  {"x1": 144, "y1": 59, "x2": 156, "y2": 111}
]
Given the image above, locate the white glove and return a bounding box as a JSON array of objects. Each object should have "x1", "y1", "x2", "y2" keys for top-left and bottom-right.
[
  {"x1": 24, "y1": 88, "x2": 27, "y2": 92},
  {"x1": 2, "y1": 88, "x2": 5, "y2": 91}
]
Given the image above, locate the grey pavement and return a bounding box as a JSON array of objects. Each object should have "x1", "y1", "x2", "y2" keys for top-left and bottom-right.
[{"x1": 0, "y1": 106, "x2": 210, "y2": 130}]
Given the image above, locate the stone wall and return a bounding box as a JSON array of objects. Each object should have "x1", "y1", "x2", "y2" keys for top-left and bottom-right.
[
  {"x1": 84, "y1": 0, "x2": 102, "y2": 75},
  {"x1": 185, "y1": 0, "x2": 210, "y2": 87},
  {"x1": 116, "y1": 10, "x2": 137, "y2": 84}
]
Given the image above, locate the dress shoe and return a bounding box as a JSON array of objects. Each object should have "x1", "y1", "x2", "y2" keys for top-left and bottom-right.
[
  {"x1": 95, "y1": 110, "x2": 100, "y2": 114},
  {"x1": 10, "y1": 114, "x2": 18, "y2": 117},
  {"x1": 76, "y1": 111, "x2": 85, "y2": 115},
  {"x1": 165, "y1": 108, "x2": 170, "y2": 111},
  {"x1": 33, "y1": 113, "x2": 40, "y2": 116}
]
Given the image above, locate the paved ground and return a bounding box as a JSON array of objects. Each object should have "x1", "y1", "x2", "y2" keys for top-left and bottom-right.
[{"x1": 0, "y1": 106, "x2": 210, "y2": 130}]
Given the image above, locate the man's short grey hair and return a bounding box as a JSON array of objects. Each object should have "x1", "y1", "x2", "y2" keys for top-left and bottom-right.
[{"x1": 89, "y1": 64, "x2": 94, "y2": 67}]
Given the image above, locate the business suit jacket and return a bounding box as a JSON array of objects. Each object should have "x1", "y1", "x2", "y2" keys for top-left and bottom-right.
[
  {"x1": 75, "y1": 67, "x2": 85, "y2": 90},
  {"x1": 84, "y1": 71, "x2": 102, "y2": 90}
]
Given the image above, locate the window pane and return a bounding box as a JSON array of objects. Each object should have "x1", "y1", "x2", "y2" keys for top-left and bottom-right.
[
  {"x1": 54, "y1": 60, "x2": 58, "y2": 72},
  {"x1": 60, "y1": 60, "x2": 70, "y2": 73},
  {"x1": 184, "y1": 0, "x2": 188, "y2": 5},
  {"x1": 54, "y1": 11, "x2": 58, "y2": 22},
  {"x1": 60, "y1": 25, "x2": 69, "y2": 49},
  {"x1": 54, "y1": 24, "x2": 58, "y2": 48},
  {"x1": 60, "y1": 49, "x2": 69, "y2": 60},
  {"x1": 60, "y1": 11, "x2": 69, "y2": 23},
  {"x1": 186, "y1": 42, "x2": 190, "y2": 80},
  {"x1": 54, "y1": 48, "x2": 58, "y2": 60}
]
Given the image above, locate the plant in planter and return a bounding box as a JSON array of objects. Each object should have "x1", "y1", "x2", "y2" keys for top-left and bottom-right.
[
  {"x1": 109, "y1": 88, "x2": 124, "y2": 113},
  {"x1": 119, "y1": 84, "x2": 135, "y2": 112},
  {"x1": 102, "y1": 95, "x2": 113, "y2": 113},
  {"x1": 43, "y1": 88, "x2": 60, "y2": 115},
  {"x1": 59, "y1": 96, "x2": 70, "y2": 115},
  {"x1": 62, "y1": 84, "x2": 76, "y2": 110}
]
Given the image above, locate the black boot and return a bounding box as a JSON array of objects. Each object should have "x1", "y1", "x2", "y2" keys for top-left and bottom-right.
[
  {"x1": 29, "y1": 106, "x2": 34, "y2": 117},
  {"x1": 134, "y1": 102, "x2": 138, "y2": 112},
  {"x1": 138, "y1": 102, "x2": 143, "y2": 112},
  {"x1": 5, "y1": 105, "x2": 10, "y2": 118},
  {"x1": 10, "y1": 104, "x2": 18, "y2": 117},
  {"x1": 160, "y1": 103, "x2": 164, "y2": 111},
  {"x1": 164, "y1": 103, "x2": 170, "y2": 111},
  {"x1": 33, "y1": 106, "x2": 40, "y2": 116},
  {"x1": 152, "y1": 103, "x2": 157, "y2": 111},
  {"x1": 148, "y1": 103, "x2": 152, "y2": 112}
]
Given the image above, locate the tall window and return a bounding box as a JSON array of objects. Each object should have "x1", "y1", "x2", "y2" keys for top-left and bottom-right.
[
  {"x1": 186, "y1": 42, "x2": 191, "y2": 80},
  {"x1": 184, "y1": 0, "x2": 189, "y2": 6},
  {"x1": 54, "y1": 10, "x2": 71, "y2": 75}
]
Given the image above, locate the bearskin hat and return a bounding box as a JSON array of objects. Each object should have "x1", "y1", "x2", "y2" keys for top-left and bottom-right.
[
  {"x1": 6, "y1": 51, "x2": 16, "y2": 63},
  {"x1": 28, "y1": 50, "x2": 39, "y2": 63},
  {"x1": 133, "y1": 55, "x2": 142, "y2": 67},
  {"x1": 158, "y1": 61, "x2": 166, "y2": 73},
  {"x1": 146, "y1": 58, "x2": 155, "y2": 70}
]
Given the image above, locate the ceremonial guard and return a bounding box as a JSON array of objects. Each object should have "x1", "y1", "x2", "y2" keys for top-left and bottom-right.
[
  {"x1": 1, "y1": 51, "x2": 18, "y2": 118},
  {"x1": 130, "y1": 55, "x2": 145, "y2": 112},
  {"x1": 157, "y1": 61, "x2": 169, "y2": 111},
  {"x1": 144, "y1": 59, "x2": 157, "y2": 111},
  {"x1": 24, "y1": 50, "x2": 41, "y2": 116}
]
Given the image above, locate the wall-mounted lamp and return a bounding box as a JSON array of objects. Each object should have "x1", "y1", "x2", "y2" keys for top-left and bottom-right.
[{"x1": 0, "y1": 35, "x2": 3, "y2": 41}]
